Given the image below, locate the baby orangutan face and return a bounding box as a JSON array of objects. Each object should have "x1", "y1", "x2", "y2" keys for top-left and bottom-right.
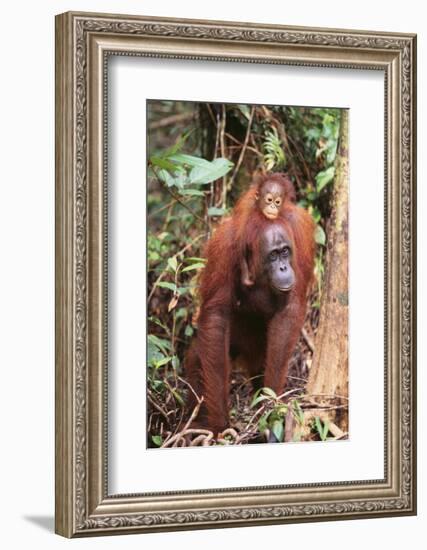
[{"x1": 256, "y1": 181, "x2": 284, "y2": 220}]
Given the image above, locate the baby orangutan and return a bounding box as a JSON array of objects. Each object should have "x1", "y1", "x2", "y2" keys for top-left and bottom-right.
[
  {"x1": 240, "y1": 173, "x2": 297, "y2": 287},
  {"x1": 255, "y1": 172, "x2": 296, "y2": 220}
]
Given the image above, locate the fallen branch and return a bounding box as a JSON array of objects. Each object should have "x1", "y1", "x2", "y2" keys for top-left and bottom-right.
[{"x1": 162, "y1": 397, "x2": 204, "y2": 448}]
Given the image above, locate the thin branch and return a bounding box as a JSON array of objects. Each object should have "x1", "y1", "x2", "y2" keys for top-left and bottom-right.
[
  {"x1": 206, "y1": 103, "x2": 218, "y2": 128},
  {"x1": 219, "y1": 104, "x2": 227, "y2": 208},
  {"x1": 225, "y1": 132, "x2": 263, "y2": 158},
  {"x1": 234, "y1": 374, "x2": 263, "y2": 394},
  {"x1": 150, "y1": 166, "x2": 209, "y2": 228},
  {"x1": 147, "y1": 390, "x2": 171, "y2": 421},
  {"x1": 306, "y1": 392, "x2": 349, "y2": 401},
  {"x1": 162, "y1": 184, "x2": 209, "y2": 227},
  {"x1": 286, "y1": 133, "x2": 314, "y2": 183},
  {"x1": 228, "y1": 105, "x2": 255, "y2": 190},
  {"x1": 302, "y1": 327, "x2": 315, "y2": 353},
  {"x1": 162, "y1": 397, "x2": 204, "y2": 447},
  {"x1": 148, "y1": 197, "x2": 181, "y2": 219},
  {"x1": 177, "y1": 375, "x2": 202, "y2": 404},
  {"x1": 301, "y1": 404, "x2": 348, "y2": 411}
]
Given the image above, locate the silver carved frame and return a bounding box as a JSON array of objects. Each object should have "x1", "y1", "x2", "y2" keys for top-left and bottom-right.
[{"x1": 55, "y1": 11, "x2": 417, "y2": 537}]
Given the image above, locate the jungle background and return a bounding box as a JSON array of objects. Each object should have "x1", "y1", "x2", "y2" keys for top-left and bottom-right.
[{"x1": 147, "y1": 100, "x2": 349, "y2": 448}]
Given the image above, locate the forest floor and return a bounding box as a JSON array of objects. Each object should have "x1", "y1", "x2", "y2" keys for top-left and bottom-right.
[{"x1": 146, "y1": 291, "x2": 348, "y2": 448}]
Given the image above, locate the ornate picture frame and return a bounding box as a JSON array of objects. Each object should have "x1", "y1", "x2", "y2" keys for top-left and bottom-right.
[{"x1": 55, "y1": 11, "x2": 416, "y2": 537}]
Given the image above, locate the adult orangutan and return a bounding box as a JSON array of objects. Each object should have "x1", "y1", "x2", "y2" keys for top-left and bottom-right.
[{"x1": 185, "y1": 173, "x2": 315, "y2": 435}]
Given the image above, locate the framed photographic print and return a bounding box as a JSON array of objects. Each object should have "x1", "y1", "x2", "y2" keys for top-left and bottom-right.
[{"x1": 55, "y1": 11, "x2": 417, "y2": 537}]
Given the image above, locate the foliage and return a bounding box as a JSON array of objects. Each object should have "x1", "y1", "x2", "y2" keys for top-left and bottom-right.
[
  {"x1": 250, "y1": 388, "x2": 305, "y2": 443},
  {"x1": 146, "y1": 100, "x2": 342, "y2": 446},
  {"x1": 313, "y1": 416, "x2": 331, "y2": 441},
  {"x1": 263, "y1": 127, "x2": 286, "y2": 171}
]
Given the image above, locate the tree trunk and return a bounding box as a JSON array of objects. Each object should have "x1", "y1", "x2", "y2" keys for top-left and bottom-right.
[{"x1": 306, "y1": 110, "x2": 349, "y2": 432}]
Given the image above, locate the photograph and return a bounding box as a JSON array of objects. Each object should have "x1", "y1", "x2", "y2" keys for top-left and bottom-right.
[
  {"x1": 147, "y1": 100, "x2": 349, "y2": 448},
  {"x1": 54, "y1": 10, "x2": 416, "y2": 537}
]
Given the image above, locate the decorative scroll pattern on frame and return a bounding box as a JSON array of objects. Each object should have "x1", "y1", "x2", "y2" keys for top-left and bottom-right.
[{"x1": 72, "y1": 16, "x2": 415, "y2": 532}]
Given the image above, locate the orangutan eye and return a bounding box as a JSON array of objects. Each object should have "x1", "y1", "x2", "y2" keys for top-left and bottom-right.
[
  {"x1": 281, "y1": 247, "x2": 290, "y2": 258},
  {"x1": 275, "y1": 198, "x2": 282, "y2": 206},
  {"x1": 265, "y1": 194, "x2": 273, "y2": 203},
  {"x1": 269, "y1": 250, "x2": 278, "y2": 261}
]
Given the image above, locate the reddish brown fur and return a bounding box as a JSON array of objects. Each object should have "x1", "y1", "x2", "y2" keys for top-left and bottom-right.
[
  {"x1": 256, "y1": 172, "x2": 297, "y2": 204},
  {"x1": 185, "y1": 173, "x2": 315, "y2": 434},
  {"x1": 234, "y1": 172, "x2": 296, "y2": 224}
]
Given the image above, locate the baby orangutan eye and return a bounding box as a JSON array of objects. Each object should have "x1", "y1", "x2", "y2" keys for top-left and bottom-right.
[
  {"x1": 275, "y1": 198, "x2": 282, "y2": 206},
  {"x1": 265, "y1": 194, "x2": 273, "y2": 203}
]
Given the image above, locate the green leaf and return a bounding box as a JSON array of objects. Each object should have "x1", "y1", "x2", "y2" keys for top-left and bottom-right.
[
  {"x1": 236, "y1": 104, "x2": 251, "y2": 120},
  {"x1": 151, "y1": 435, "x2": 163, "y2": 447},
  {"x1": 315, "y1": 224, "x2": 326, "y2": 246},
  {"x1": 314, "y1": 416, "x2": 322, "y2": 435},
  {"x1": 292, "y1": 399, "x2": 305, "y2": 425},
  {"x1": 148, "y1": 316, "x2": 170, "y2": 333},
  {"x1": 261, "y1": 387, "x2": 277, "y2": 399},
  {"x1": 314, "y1": 416, "x2": 329, "y2": 441},
  {"x1": 251, "y1": 387, "x2": 263, "y2": 399},
  {"x1": 258, "y1": 410, "x2": 273, "y2": 432},
  {"x1": 322, "y1": 420, "x2": 330, "y2": 441},
  {"x1": 172, "y1": 388, "x2": 184, "y2": 407},
  {"x1": 177, "y1": 286, "x2": 190, "y2": 296},
  {"x1": 150, "y1": 156, "x2": 177, "y2": 172},
  {"x1": 151, "y1": 379, "x2": 164, "y2": 392},
  {"x1": 171, "y1": 170, "x2": 188, "y2": 190},
  {"x1": 148, "y1": 251, "x2": 160, "y2": 262},
  {"x1": 169, "y1": 153, "x2": 210, "y2": 168},
  {"x1": 161, "y1": 130, "x2": 193, "y2": 158},
  {"x1": 276, "y1": 405, "x2": 288, "y2": 417},
  {"x1": 305, "y1": 128, "x2": 321, "y2": 141},
  {"x1": 189, "y1": 158, "x2": 234, "y2": 185},
  {"x1": 272, "y1": 420, "x2": 284, "y2": 442},
  {"x1": 156, "y1": 168, "x2": 189, "y2": 189},
  {"x1": 250, "y1": 394, "x2": 270, "y2": 408},
  {"x1": 258, "y1": 415, "x2": 268, "y2": 432},
  {"x1": 184, "y1": 324, "x2": 194, "y2": 338},
  {"x1": 148, "y1": 334, "x2": 172, "y2": 352},
  {"x1": 167, "y1": 256, "x2": 178, "y2": 273},
  {"x1": 147, "y1": 346, "x2": 164, "y2": 368},
  {"x1": 178, "y1": 188, "x2": 205, "y2": 197},
  {"x1": 154, "y1": 356, "x2": 172, "y2": 368},
  {"x1": 207, "y1": 207, "x2": 226, "y2": 217},
  {"x1": 251, "y1": 387, "x2": 277, "y2": 408},
  {"x1": 156, "y1": 168, "x2": 177, "y2": 187},
  {"x1": 185, "y1": 256, "x2": 206, "y2": 264},
  {"x1": 310, "y1": 206, "x2": 322, "y2": 224},
  {"x1": 181, "y1": 262, "x2": 206, "y2": 273},
  {"x1": 175, "y1": 307, "x2": 187, "y2": 319},
  {"x1": 315, "y1": 166, "x2": 335, "y2": 192},
  {"x1": 156, "y1": 281, "x2": 177, "y2": 292}
]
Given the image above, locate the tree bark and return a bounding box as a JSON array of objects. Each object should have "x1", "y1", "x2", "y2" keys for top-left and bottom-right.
[{"x1": 306, "y1": 110, "x2": 349, "y2": 431}]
